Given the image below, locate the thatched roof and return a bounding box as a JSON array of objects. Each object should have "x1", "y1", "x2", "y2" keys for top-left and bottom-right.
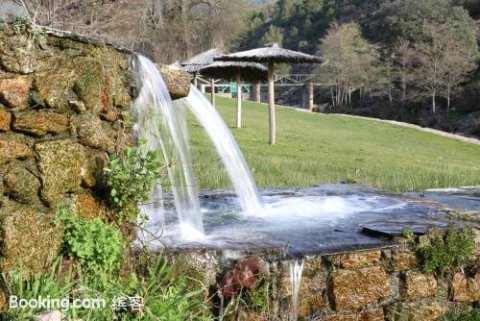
[
  {"x1": 215, "y1": 43, "x2": 322, "y2": 64},
  {"x1": 199, "y1": 61, "x2": 268, "y2": 82},
  {"x1": 181, "y1": 48, "x2": 223, "y2": 73}
]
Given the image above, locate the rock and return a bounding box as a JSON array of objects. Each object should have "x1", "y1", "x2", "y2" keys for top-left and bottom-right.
[
  {"x1": 71, "y1": 193, "x2": 105, "y2": 220},
  {"x1": 35, "y1": 140, "x2": 85, "y2": 206},
  {"x1": 297, "y1": 276, "x2": 326, "y2": 318},
  {"x1": 13, "y1": 110, "x2": 69, "y2": 137},
  {"x1": 302, "y1": 256, "x2": 323, "y2": 276},
  {"x1": 4, "y1": 161, "x2": 40, "y2": 204},
  {"x1": 329, "y1": 250, "x2": 381, "y2": 269},
  {"x1": 390, "y1": 249, "x2": 418, "y2": 271},
  {"x1": 0, "y1": 200, "x2": 62, "y2": 274},
  {"x1": 157, "y1": 65, "x2": 191, "y2": 100},
  {"x1": 0, "y1": 76, "x2": 32, "y2": 108},
  {"x1": 0, "y1": 107, "x2": 11, "y2": 131},
  {"x1": 68, "y1": 100, "x2": 86, "y2": 113},
  {"x1": 33, "y1": 311, "x2": 63, "y2": 321},
  {"x1": 403, "y1": 272, "x2": 437, "y2": 301},
  {"x1": 0, "y1": 139, "x2": 31, "y2": 164},
  {"x1": 0, "y1": 31, "x2": 36, "y2": 74},
  {"x1": 34, "y1": 71, "x2": 75, "y2": 110},
  {"x1": 390, "y1": 299, "x2": 449, "y2": 321},
  {"x1": 100, "y1": 108, "x2": 118, "y2": 122},
  {"x1": 332, "y1": 266, "x2": 390, "y2": 311},
  {"x1": 74, "y1": 57, "x2": 104, "y2": 111},
  {"x1": 451, "y1": 272, "x2": 480, "y2": 303},
  {"x1": 72, "y1": 113, "x2": 115, "y2": 152},
  {"x1": 322, "y1": 308, "x2": 385, "y2": 321}
]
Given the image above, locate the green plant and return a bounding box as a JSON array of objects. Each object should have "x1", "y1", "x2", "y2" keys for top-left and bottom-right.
[
  {"x1": 55, "y1": 206, "x2": 124, "y2": 277},
  {"x1": 2, "y1": 254, "x2": 213, "y2": 321},
  {"x1": 104, "y1": 140, "x2": 163, "y2": 221},
  {"x1": 12, "y1": 15, "x2": 32, "y2": 33},
  {"x1": 402, "y1": 228, "x2": 415, "y2": 240},
  {"x1": 416, "y1": 227, "x2": 475, "y2": 273},
  {"x1": 444, "y1": 307, "x2": 480, "y2": 321}
]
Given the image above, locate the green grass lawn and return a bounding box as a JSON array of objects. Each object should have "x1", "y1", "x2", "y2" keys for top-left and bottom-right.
[{"x1": 187, "y1": 96, "x2": 480, "y2": 192}]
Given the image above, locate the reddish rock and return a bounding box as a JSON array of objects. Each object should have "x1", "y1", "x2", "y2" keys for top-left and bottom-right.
[
  {"x1": 330, "y1": 250, "x2": 382, "y2": 269},
  {"x1": 73, "y1": 113, "x2": 115, "y2": 152},
  {"x1": 332, "y1": 266, "x2": 390, "y2": 311},
  {"x1": 451, "y1": 272, "x2": 480, "y2": 303},
  {"x1": 13, "y1": 111, "x2": 69, "y2": 137},
  {"x1": 72, "y1": 194, "x2": 105, "y2": 220},
  {"x1": 0, "y1": 139, "x2": 31, "y2": 164},
  {"x1": 0, "y1": 77, "x2": 32, "y2": 108},
  {"x1": 403, "y1": 272, "x2": 437, "y2": 301},
  {"x1": 0, "y1": 108, "x2": 11, "y2": 131},
  {"x1": 220, "y1": 256, "x2": 266, "y2": 298}
]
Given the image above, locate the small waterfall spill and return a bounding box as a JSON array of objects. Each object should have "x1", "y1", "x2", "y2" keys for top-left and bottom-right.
[
  {"x1": 289, "y1": 259, "x2": 304, "y2": 321},
  {"x1": 131, "y1": 55, "x2": 203, "y2": 238},
  {"x1": 177, "y1": 85, "x2": 263, "y2": 214}
]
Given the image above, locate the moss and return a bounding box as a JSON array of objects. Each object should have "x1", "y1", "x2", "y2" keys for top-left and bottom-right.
[{"x1": 73, "y1": 57, "x2": 104, "y2": 111}]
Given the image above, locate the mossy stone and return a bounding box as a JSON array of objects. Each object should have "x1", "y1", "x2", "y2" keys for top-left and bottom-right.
[{"x1": 4, "y1": 161, "x2": 41, "y2": 204}]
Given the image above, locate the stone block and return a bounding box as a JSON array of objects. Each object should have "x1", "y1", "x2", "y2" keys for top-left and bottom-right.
[
  {"x1": 0, "y1": 107, "x2": 11, "y2": 131},
  {"x1": 321, "y1": 308, "x2": 385, "y2": 321},
  {"x1": 34, "y1": 70, "x2": 75, "y2": 110},
  {"x1": 451, "y1": 272, "x2": 480, "y2": 303},
  {"x1": 0, "y1": 139, "x2": 31, "y2": 164},
  {"x1": 403, "y1": 272, "x2": 437, "y2": 301},
  {"x1": 35, "y1": 139, "x2": 85, "y2": 206},
  {"x1": 4, "y1": 161, "x2": 41, "y2": 204},
  {"x1": 72, "y1": 113, "x2": 115, "y2": 152},
  {"x1": 13, "y1": 110, "x2": 69, "y2": 137},
  {"x1": 0, "y1": 76, "x2": 32, "y2": 108},
  {"x1": 71, "y1": 194, "x2": 105, "y2": 220},
  {"x1": 329, "y1": 250, "x2": 382, "y2": 269},
  {"x1": 332, "y1": 266, "x2": 390, "y2": 311},
  {"x1": 389, "y1": 299, "x2": 448, "y2": 321},
  {"x1": 391, "y1": 249, "x2": 418, "y2": 272}
]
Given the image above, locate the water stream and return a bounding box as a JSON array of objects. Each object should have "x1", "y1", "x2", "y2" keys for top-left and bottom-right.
[
  {"x1": 176, "y1": 85, "x2": 263, "y2": 215},
  {"x1": 289, "y1": 259, "x2": 305, "y2": 321},
  {"x1": 132, "y1": 55, "x2": 203, "y2": 238}
]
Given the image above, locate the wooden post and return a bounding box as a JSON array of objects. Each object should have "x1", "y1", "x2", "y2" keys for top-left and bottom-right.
[
  {"x1": 200, "y1": 84, "x2": 206, "y2": 93},
  {"x1": 193, "y1": 73, "x2": 198, "y2": 88},
  {"x1": 268, "y1": 62, "x2": 276, "y2": 145},
  {"x1": 210, "y1": 78, "x2": 216, "y2": 108},
  {"x1": 308, "y1": 81, "x2": 314, "y2": 112},
  {"x1": 236, "y1": 71, "x2": 242, "y2": 128},
  {"x1": 255, "y1": 81, "x2": 261, "y2": 103}
]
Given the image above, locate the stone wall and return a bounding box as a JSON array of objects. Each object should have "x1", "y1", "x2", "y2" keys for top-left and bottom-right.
[
  {"x1": 170, "y1": 240, "x2": 480, "y2": 321},
  {"x1": 0, "y1": 24, "x2": 190, "y2": 274}
]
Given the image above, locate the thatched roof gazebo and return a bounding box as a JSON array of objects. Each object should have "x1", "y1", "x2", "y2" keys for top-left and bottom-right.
[
  {"x1": 216, "y1": 44, "x2": 323, "y2": 145},
  {"x1": 200, "y1": 61, "x2": 267, "y2": 128},
  {"x1": 181, "y1": 48, "x2": 223, "y2": 87}
]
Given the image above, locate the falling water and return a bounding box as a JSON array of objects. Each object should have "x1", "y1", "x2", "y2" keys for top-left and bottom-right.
[
  {"x1": 177, "y1": 85, "x2": 263, "y2": 214},
  {"x1": 289, "y1": 259, "x2": 304, "y2": 321},
  {"x1": 131, "y1": 55, "x2": 203, "y2": 238}
]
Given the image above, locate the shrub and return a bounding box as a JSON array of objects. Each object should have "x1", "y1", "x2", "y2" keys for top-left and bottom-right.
[
  {"x1": 104, "y1": 140, "x2": 163, "y2": 222},
  {"x1": 55, "y1": 206, "x2": 124, "y2": 277},
  {"x1": 416, "y1": 227, "x2": 475, "y2": 273}
]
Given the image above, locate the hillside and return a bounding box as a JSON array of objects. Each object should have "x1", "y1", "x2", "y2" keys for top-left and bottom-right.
[{"x1": 189, "y1": 97, "x2": 480, "y2": 192}]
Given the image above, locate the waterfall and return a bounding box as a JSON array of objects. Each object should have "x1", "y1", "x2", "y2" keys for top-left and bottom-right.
[
  {"x1": 289, "y1": 259, "x2": 304, "y2": 321},
  {"x1": 131, "y1": 55, "x2": 203, "y2": 239},
  {"x1": 177, "y1": 85, "x2": 263, "y2": 215}
]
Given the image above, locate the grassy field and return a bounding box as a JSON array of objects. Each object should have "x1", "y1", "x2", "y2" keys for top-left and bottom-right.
[{"x1": 187, "y1": 96, "x2": 480, "y2": 192}]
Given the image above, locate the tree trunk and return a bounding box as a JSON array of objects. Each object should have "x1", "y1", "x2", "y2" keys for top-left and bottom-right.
[
  {"x1": 432, "y1": 90, "x2": 436, "y2": 114},
  {"x1": 268, "y1": 62, "x2": 276, "y2": 145},
  {"x1": 255, "y1": 82, "x2": 261, "y2": 103},
  {"x1": 308, "y1": 81, "x2": 314, "y2": 112},
  {"x1": 447, "y1": 87, "x2": 451, "y2": 113},
  {"x1": 210, "y1": 78, "x2": 216, "y2": 108},
  {"x1": 236, "y1": 71, "x2": 242, "y2": 128}
]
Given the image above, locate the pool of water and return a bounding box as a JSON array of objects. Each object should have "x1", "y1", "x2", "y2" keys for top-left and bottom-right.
[{"x1": 139, "y1": 184, "x2": 460, "y2": 255}]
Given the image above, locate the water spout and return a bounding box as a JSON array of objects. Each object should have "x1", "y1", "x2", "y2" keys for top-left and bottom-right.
[
  {"x1": 177, "y1": 85, "x2": 263, "y2": 214},
  {"x1": 131, "y1": 55, "x2": 203, "y2": 238},
  {"x1": 289, "y1": 259, "x2": 304, "y2": 321}
]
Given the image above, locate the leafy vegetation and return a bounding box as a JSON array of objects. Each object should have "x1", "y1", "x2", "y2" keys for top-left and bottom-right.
[
  {"x1": 2, "y1": 255, "x2": 212, "y2": 321},
  {"x1": 55, "y1": 206, "x2": 124, "y2": 277},
  {"x1": 443, "y1": 307, "x2": 480, "y2": 321},
  {"x1": 104, "y1": 141, "x2": 163, "y2": 222},
  {"x1": 416, "y1": 227, "x2": 475, "y2": 273},
  {"x1": 189, "y1": 97, "x2": 480, "y2": 191}
]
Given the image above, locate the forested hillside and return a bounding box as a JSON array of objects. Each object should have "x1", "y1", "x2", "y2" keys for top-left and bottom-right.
[{"x1": 237, "y1": 0, "x2": 480, "y2": 136}]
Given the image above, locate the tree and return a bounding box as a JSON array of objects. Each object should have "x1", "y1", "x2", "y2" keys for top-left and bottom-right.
[
  {"x1": 414, "y1": 23, "x2": 477, "y2": 114},
  {"x1": 394, "y1": 38, "x2": 415, "y2": 108},
  {"x1": 318, "y1": 21, "x2": 379, "y2": 108}
]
